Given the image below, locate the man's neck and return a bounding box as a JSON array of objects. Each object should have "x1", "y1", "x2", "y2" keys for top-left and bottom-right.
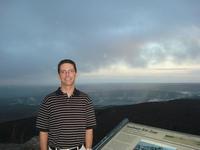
[{"x1": 61, "y1": 85, "x2": 75, "y2": 97}]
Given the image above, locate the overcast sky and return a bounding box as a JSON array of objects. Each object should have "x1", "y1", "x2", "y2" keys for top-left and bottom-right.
[{"x1": 0, "y1": 0, "x2": 200, "y2": 85}]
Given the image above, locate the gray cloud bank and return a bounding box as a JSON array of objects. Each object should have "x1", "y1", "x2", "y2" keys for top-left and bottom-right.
[{"x1": 0, "y1": 0, "x2": 200, "y2": 84}]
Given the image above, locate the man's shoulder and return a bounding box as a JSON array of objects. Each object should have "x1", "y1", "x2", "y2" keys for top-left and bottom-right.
[
  {"x1": 76, "y1": 89, "x2": 89, "y2": 97},
  {"x1": 77, "y1": 90, "x2": 93, "y2": 104}
]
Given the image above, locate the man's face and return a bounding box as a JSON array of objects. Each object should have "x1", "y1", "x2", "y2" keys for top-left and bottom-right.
[{"x1": 59, "y1": 63, "x2": 77, "y2": 87}]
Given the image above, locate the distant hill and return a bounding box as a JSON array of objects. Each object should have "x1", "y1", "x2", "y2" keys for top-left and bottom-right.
[{"x1": 0, "y1": 98, "x2": 200, "y2": 148}]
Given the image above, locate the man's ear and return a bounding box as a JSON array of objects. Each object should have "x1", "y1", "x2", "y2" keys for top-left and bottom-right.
[
  {"x1": 75, "y1": 72, "x2": 78, "y2": 78},
  {"x1": 57, "y1": 73, "x2": 61, "y2": 80}
]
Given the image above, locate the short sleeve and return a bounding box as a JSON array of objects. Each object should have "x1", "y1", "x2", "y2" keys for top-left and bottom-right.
[
  {"x1": 36, "y1": 98, "x2": 49, "y2": 132},
  {"x1": 86, "y1": 97, "x2": 96, "y2": 129}
]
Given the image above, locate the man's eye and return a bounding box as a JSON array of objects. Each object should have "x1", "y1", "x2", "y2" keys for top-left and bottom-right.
[{"x1": 61, "y1": 70, "x2": 75, "y2": 74}]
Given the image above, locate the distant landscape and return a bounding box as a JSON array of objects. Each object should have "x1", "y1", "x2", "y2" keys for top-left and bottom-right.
[
  {"x1": 0, "y1": 83, "x2": 200, "y2": 149},
  {"x1": 0, "y1": 98, "x2": 200, "y2": 150},
  {"x1": 0, "y1": 83, "x2": 200, "y2": 123}
]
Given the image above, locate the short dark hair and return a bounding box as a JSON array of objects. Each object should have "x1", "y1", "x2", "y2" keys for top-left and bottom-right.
[{"x1": 57, "y1": 59, "x2": 77, "y2": 73}]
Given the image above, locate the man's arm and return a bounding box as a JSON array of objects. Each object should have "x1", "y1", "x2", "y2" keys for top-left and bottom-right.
[
  {"x1": 85, "y1": 128, "x2": 93, "y2": 149},
  {"x1": 39, "y1": 131, "x2": 48, "y2": 150}
]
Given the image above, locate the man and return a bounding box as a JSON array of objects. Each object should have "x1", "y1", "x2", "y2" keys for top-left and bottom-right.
[{"x1": 36, "y1": 59, "x2": 96, "y2": 150}]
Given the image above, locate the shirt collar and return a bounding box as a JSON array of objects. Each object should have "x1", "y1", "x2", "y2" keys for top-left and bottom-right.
[{"x1": 56, "y1": 87, "x2": 80, "y2": 97}]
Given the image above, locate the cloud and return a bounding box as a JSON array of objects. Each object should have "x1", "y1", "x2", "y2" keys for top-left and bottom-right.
[{"x1": 0, "y1": 0, "x2": 200, "y2": 84}]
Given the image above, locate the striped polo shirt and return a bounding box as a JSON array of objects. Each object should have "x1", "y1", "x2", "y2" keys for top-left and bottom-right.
[{"x1": 36, "y1": 87, "x2": 96, "y2": 148}]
